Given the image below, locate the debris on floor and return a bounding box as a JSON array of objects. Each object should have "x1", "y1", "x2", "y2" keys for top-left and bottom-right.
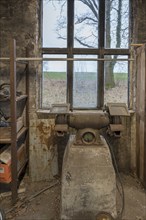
[{"x1": 0, "y1": 174, "x2": 146, "y2": 220}]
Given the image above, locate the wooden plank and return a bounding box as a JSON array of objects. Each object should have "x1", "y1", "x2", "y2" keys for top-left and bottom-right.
[
  {"x1": 42, "y1": 48, "x2": 130, "y2": 55},
  {"x1": 10, "y1": 39, "x2": 18, "y2": 204},
  {"x1": 17, "y1": 127, "x2": 28, "y2": 140},
  {"x1": 97, "y1": 0, "x2": 105, "y2": 108},
  {"x1": 0, "y1": 139, "x2": 11, "y2": 144},
  {"x1": 17, "y1": 158, "x2": 28, "y2": 178},
  {"x1": 25, "y1": 63, "x2": 29, "y2": 164},
  {"x1": 0, "y1": 117, "x2": 24, "y2": 141},
  {"x1": 42, "y1": 48, "x2": 68, "y2": 54},
  {"x1": 67, "y1": 0, "x2": 74, "y2": 110},
  {"x1": 136, "y1": 47, "x2": 141, "y2": 178},
  {"x1": 0, "y1": 129, "x2": 28, "y2": 144},
  {"x1": 136, "y1": 44, "x2": 146, "y2": 187},
  {"x1": 16, "y1": 95, "x2": 27, "y2": 102}
]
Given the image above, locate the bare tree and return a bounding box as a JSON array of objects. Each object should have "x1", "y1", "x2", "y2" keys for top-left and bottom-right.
[
  {"x1": 46, "y1": 0, "x2": 129, "y2": 88},
  {"x1": 104, "y1": 0, "x2": 123, "y2": 88}
]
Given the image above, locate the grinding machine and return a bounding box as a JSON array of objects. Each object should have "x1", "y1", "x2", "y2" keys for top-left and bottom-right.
[{"x1": 51, "y1": 103, "x2": 129, "y2": 220}]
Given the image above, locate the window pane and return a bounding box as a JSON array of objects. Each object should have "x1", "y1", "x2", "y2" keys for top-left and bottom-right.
[
  {"x1": 104, "y1": 55, "x2": 128, "y2": 104},
  {"x1": 43, "y1": 0, "x2": 67, "y2": 47},
  {"x1": 42, "y1": 55, "x2": 67, "y2": 108},
  {"x1": 105, "y1": 0, "x2": 129, "y2": 48},
  {"x1": 74, "y1": 0, "x2": 99, "y2": 48},
  {"x1": 73, "y1": 55, "x2": 98, "y2": 108}
]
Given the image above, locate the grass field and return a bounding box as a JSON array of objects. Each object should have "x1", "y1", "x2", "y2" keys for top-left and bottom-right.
[
  {"x1": 43, "y1": 71, "x2": 128, "y2": 81},
  {"x1": 43, "y1": 71, "x2": 66, "y2": 80},
  {"x1": 114, "y1": 72, "x2": 128, "y2": 80}
]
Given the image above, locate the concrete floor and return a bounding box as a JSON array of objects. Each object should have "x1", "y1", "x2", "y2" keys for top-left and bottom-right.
[{"x1": 0, "y1": 174, "x2": 146, "y2": 220}]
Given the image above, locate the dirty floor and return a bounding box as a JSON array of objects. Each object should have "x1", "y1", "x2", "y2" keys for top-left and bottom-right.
[{"x1": 0, "y1": 174, "x2": 146, "y2": 220}]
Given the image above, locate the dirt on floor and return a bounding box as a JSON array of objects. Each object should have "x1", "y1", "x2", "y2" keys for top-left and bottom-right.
[{"x1": 0, "y1": 173, "x2": 146, "y2": 220}]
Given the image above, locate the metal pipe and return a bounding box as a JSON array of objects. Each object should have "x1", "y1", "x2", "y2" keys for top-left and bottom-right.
[
  {"x1": 130, "y1": 44, "x2": 143, "y2": 47},
  {"x1": 0, "y1": 57, "x2": 135, "y2": 61},
  {"x1": 16, "y1": 57, "x2": 135, "y2": 61},
  {"x1": 0, "y1": 57, "x2": 10, "y2": 61}
]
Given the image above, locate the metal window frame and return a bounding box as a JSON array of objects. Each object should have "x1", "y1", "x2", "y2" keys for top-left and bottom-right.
[{"x1": 42, "y1": 0, "x2": 130, "y2": 110}]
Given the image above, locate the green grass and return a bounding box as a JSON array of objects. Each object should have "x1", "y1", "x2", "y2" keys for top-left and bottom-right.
[
  {"x1": 43, "y1": 71, "x2": 66, "y2": 80},
  {"x1": 43, "y1": 71, "x2": 128, "y2": 81},
  {"x1": 114, "y1": 72, "x2": 128, "y2": 80}
]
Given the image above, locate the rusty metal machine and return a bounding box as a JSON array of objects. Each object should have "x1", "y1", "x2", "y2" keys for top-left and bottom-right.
[{"x1": 51, "y1": 103, "x2": 129, "y2": 220}]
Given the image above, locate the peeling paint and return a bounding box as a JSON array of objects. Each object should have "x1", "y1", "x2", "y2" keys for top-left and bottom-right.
[{"x1": 37, "y1": 121, "x2": 55, "y2": 148}]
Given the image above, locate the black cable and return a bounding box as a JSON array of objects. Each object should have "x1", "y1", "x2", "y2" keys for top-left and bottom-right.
[{"x1": 101, "y1": 129, "x2": 125, "y2": 220}]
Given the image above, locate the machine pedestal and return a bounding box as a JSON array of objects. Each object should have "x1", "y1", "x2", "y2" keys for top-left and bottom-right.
[{"x1": 61, "y1": 135, "x2": 117, "y2": 220}]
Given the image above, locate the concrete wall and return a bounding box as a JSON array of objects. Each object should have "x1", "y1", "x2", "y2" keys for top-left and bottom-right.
[{"x1": 0, "y1": 0, "x2": 143, "y2": 181}]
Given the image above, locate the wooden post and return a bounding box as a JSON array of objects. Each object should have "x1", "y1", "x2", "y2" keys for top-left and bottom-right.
[{"x1": 10, "y1": 39, "x2": 18, "y2": 204}]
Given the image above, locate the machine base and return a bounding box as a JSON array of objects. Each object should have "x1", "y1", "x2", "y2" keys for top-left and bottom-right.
[{"x1": 61, "y1": 135, "x2": 117, "y2": 220}]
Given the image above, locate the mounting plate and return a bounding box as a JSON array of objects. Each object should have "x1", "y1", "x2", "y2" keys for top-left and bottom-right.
[{"x1": 107, "y1": 103, "x2": 130, "y2": 116}]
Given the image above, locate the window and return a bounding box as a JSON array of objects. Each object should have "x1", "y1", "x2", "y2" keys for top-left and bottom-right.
[
  {"x1": 43, "y1": 0, "x2": 67, "y2": 47},
  {"x1": 42, "y1": 0, "x2": 130, "y2": 110},
  {"x1": 74, "y1": 0, "x2": 99, "y2": 48},
  {"x1": 42, "y1": 55, "x2": 67, "y2": 108}
]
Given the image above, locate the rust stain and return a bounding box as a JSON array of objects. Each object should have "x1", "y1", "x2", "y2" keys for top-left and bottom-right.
[{"x1": 37, "y1": 122, "x2": 55, "y2": 149}]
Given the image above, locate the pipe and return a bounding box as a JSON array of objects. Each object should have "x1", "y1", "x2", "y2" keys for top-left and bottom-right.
[{"x1": 0, "y1": 57, "x2": 135, "y2": 62}]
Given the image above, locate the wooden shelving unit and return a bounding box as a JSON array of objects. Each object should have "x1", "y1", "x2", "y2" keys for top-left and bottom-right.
[
  {"x1": 0, "y1": 127, "x2": 28, "y2": 144},
  {"x1": 0, "y1": 39, "x2": 29, "y2": 203}
]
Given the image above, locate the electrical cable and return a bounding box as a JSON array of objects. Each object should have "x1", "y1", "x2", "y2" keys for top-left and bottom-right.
[{"x1": 101, "y1": 129, "x2": 125, "y2": 220}]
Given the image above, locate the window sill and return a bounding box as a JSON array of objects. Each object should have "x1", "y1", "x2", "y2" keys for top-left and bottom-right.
[
  {"x1": 37, "y1": 109, "x2": 51, "y2": 114},
  {"x1": 36, "y1": 109, "x2": 53, "y2": 119},
  {"x1": 37, "y1": 109, "x2": 135, "y2": 115}
]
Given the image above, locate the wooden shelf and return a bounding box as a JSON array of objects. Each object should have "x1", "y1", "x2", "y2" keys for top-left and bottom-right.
[
  {"x1": 0, "y1": 94, "x2": 27, "y2": 102},
  {"x1": 16, "y1": 95, "x2": 27, "y2": 102},
  {"x1": 0, "y1": 138, "x2": 11, "y2": 144},
  {"x1": 0, "y1": 95, "x2": 27, "y2": 119},
  {"x1": 17, "y1": 158, "x2": 28, "y2": 177},
  {"x1": 0, "y1": 39, "x2": 29, "y2": 204},
  {"x1": 17, "y1": 127, "x2": 28, "y2": 140},
  {"x1": 0, "y1": 127, "x2": 28, "y2": 144}
]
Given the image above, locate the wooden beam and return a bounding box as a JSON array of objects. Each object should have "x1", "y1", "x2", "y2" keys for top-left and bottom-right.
[
  {"x1": 10, "y1": 39, "x2": 18, "y2": 204},
  {"x1": 67, "y1": 0, "x2": 74, "y2": 110},
  {"x1": 97, "y1": 0, "x2": 105, "y2": 108}
]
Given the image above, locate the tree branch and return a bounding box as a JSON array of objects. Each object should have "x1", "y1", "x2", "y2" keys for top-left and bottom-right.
[
  {"x1": 75, "y1": 15, "x2": 97, "y2": 24},
  {"x1": 79, "y1": 0, "x2": 98, "y2": 19},
  {"x1": 74, "y1": 36, "x2": 94, "y2": 48}
]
